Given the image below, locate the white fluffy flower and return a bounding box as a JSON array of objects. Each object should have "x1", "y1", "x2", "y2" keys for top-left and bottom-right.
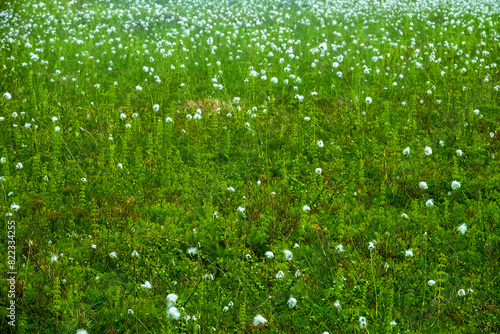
[
  {"x1": 109, "y1": 252, "x2": 117, "y2": 258},
  {"x1": 458, "y1": 289, "x2": 466, "y2": 297},
  {"x1": 167, "y1": 307, "x2": 181, "y2": 320},
  {"x1": 253, "y1": 314, "x2": 267, "y2": 326},
  {"x1": 457, "y1": 223, "x2": 467, "y2": 234},
  {"x1": 265, "y1": 251, "x2": 274, "y2": 259},
  {"x1": 424, "y1": 146, "x2": 432, "y2": 155},
  {"x1": 167, "y1": 293, "x2": 178, "y2": 307},
  {"x1": 131, "y1": 250, "x2": 139, "y2": 257},
  {"x1": 428, "y1": 280, "x2": 436, "y2": 286},
  {"x1": 426, "y1": 199, "x2": 434, "y2": 207},
  {"x1": 451, "y1": 181, "x2": 461, "y2": 190},
  {"x1": 153, "y1": 104, "x2": 160, "y2": 111},
  {"x1": 317, "y1": 140, "x2": 324, "y2": 148},
  {"x1": 419, "y1": 182, "x2": 428, "y2": 190},
  {"x1": 3, "y1": 92, "x2": 12, "y2": 100},
  {"x1": 141, "y1": 281, "x2": 152, "y2": 289},
  {"x1": 334, "y1": 300, "x2": 341, "y2": 310},
  {"x1": 187, "y1": 247, "x2": 197, "y2": 255},
  {"x1": 403, "y1": 147, "x2": 410, "y2": 155},
  {"x1": 336, "y1": 244, "x2": 345, "y2": 252},
  {"x1": 270, "y1": 77, "x2": 278, "y2": 84},
  {"x1": 288, "y1": 297, "x2": 297, "y2": 308},
  {"x1": 359, "y1": 316, "x2": 367, "y2": 329},
  {"x1": 405, "y1": 249, "x2": 413, "y2": 257},
  {"x1": 284, "y1": 250, "x2": 293, "y2": 261},
  {"x1": 315, "y1": 168, "x2": 322, "y2": 175},
  {"x1": 365, "y1": 97, "x2": 372, "y2": 104},
  {"x1": 303, "y1": 205, "x2": 310, "y2": 212}
]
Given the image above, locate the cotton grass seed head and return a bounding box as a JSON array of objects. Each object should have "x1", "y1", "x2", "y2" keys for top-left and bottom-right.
[
  {"x1": 167, "y1": 293, "x2": 178, "y2": 307},
  {"x1": 253, "y1": 314, "x2": 267, "y2": 326},
  {"x1": 458, "y1": 223, "x2": 467, "y2": 234},
  {"x1": 167, "y1": 307, "x2": 180, "y2": 320},
  {"x1": 359, "y1": 316, "x2": 367, "y2": 329}
]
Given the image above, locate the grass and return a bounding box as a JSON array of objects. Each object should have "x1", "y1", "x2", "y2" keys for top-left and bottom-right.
[{"x1": 0, "y1": 0, "x2": 500, "y2": 333}]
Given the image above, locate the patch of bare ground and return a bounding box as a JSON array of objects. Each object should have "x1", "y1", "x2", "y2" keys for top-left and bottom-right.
[{"x1": 182, "y1": 98, "x2": 232, "y2": 113}]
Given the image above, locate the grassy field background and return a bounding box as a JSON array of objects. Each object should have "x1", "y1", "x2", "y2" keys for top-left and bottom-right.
[{"x1": 1, "y1": 0, "x2": 500, "y2": 333}]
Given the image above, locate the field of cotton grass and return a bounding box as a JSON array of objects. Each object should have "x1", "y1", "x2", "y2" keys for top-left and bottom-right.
[{"x1": 1, "y1": 0, "x2": 500, "y2": 332}]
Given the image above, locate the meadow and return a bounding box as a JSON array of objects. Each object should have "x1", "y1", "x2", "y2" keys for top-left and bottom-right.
[{"x1": 1, "y1": 0, "x2": 500, "y2": 332}]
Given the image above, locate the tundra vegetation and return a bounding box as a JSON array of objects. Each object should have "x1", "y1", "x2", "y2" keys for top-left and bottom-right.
[{"x1": 1, "y1": 0, "x2": 500, "y2": 333}]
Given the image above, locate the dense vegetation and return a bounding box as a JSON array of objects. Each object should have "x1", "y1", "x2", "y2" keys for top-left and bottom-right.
[{"x1": 1, "y1": 0, "x2": 500, "y2": 333}]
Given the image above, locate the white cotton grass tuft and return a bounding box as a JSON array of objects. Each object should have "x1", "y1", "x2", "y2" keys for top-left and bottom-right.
[
  {"x1": 167, "y1": 306, "x2": 181, "y2": 320},
  {"x1": 457, "y1": 223, "x2": 467, "y2": 234},
  {"x1": 265, "y1": 251, "x2": 274, "y2": 259},
  {"x1": 303, "y1": 205, "x2": 310, "y2": 212},
  {"x1": 253, "y1": 314, "x2": 267, "y2": 326},
  {"x1": 428, "y1": 280, "x2": 436, "y2": 286},
  {"x1": 451, "y1": 181, "x2": 461, "y2": 190},
  {"x1": 458, "y1": 289, "x2": 466, "y2": 297},
  {"x1": 140, "y1": 281, "x2": 152, "y2": 289},
  {"x1": 167, "y1": 293, "x2": 178, "y2": 307},
  {"x1": 284, "y1": 250, "x2": 293, "y2": 261},
  {"x1": 419, "y1": 182, "x2": 428, "y2": 190},
  {"x1": 76, "y1": 330, "x2": 88, "y2": 334},
  {"x1": 405, "y1": 249, "x2": 413, "y2": 257},
  {"x1": 403, "y1": 147, "x2": 410, "y2": 155},
  {"x1": 426, "y1": 199, "x2": 434, "y2": 207},
  {"x1": 287, "y1": 297, "x2": 297, "y2": 308},
  {"x1": 424, "y1": 146, "x2": 432, "y2": 155},
  {"x1": 359, "y1": 316, "x2": 367, "y2": 329}
]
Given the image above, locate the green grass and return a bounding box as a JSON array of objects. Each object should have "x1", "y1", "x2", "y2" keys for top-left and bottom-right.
[{"x1": 1, "y1": 0, "x2": 500, "y2": 333}]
